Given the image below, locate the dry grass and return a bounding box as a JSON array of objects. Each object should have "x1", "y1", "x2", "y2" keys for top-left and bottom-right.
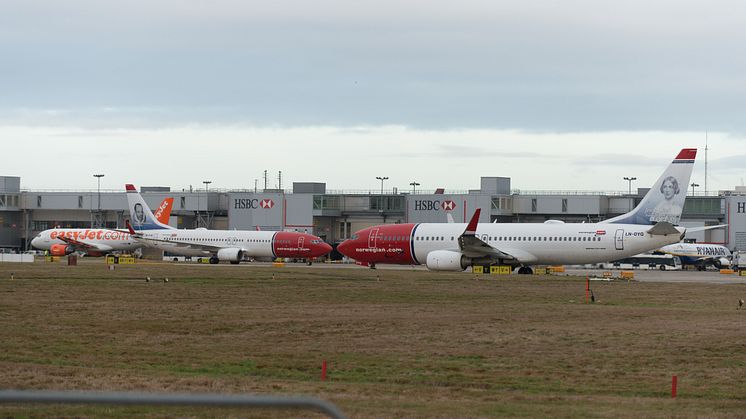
[{"x1": 1, "y1": 259, "x2": 746, "y2": 417}]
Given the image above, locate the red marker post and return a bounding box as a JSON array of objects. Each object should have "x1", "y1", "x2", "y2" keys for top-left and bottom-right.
[
  {"x1": 671, "y1": 375, "x2": 678, "y2": 398},
  {"x1": 321, "y1": 360, "x2": 327, "y2": 381},
  {"x1": 585, "y1": 276, "x2": 590, "y2": 304}
]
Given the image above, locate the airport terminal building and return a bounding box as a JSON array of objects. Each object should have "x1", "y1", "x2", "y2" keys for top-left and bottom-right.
[{"x1": 2, "y1": 175, "x2": 744, "y2": 253}]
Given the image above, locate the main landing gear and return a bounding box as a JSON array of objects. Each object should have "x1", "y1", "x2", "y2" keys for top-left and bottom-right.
[
  {"x1": 209, "y1": 256, "x2": 220, "y2": 264},
  {"x1": 517, "y1": 266, "x2": 534, "y2": 275}
]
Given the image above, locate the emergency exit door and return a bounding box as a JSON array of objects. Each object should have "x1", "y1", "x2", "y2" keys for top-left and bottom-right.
[{"x1": 615, "y1": 229, "x2": 624, "y2": 250}]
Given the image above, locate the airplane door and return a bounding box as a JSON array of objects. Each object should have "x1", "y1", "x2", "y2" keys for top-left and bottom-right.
[
  {"x1": 615, "y1": 229, "x2": 624, "y2": 250},
  {"x1": 297, "y1": 236, "x2": 305, "y2": 249},
  {"x1": 368, "y1": 228, "x2": 379, "y2": 248}
]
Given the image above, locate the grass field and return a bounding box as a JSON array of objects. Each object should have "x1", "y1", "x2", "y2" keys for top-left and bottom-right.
[{"x1": 1, "y1": 260, "x2": 746, "y2": 417}]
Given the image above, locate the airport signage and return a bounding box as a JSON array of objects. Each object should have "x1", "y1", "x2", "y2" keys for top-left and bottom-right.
[
  {"x1": 414, "y1": 200, "x2": 456, "y2": 211},
  {"x1": 233, "y1": 198, "x2": 275, "y2": 210}
]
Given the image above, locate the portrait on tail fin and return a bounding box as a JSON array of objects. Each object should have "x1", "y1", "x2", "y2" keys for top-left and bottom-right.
[{"x1": 603, "y1": 148, "x2": 696, "y2": 226}]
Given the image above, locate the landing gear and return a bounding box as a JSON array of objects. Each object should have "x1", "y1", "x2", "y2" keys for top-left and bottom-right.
[
  {"x1": 369, "y1": 263, "x2": 377, "y2": 270},
  {"x1": 209, "y1": 256, "x2": 219, "y2": 264},
  {"x1": 230, "y1": 260, "x2": 240, "y2": 265},
  {"x1": 517, "y1": 266, "x2": 534, "y2": 275}
]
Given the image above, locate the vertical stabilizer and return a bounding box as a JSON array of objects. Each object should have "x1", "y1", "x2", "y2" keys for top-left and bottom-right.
[
  {"x1": 602, "y1": 148, "x2": 697, "y2": 225},
  {"x1": 125, "y1": 184, "x2": 174, "y2": 231}
]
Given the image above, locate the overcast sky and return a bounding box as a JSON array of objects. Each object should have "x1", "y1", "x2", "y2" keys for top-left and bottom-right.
[{"x1": 4, "y1": 0, "x2": 746, "y2": 192}]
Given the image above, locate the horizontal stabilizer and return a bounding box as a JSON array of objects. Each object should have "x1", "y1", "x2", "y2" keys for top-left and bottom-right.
[
  {"x1": 686, "y1": 224, "x2": 728, "y2": 233},
  {"x1": 647, "y1": 222, "x2": 680, "y2": 236}
]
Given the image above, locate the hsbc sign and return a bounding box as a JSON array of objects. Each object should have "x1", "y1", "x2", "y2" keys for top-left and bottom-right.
[
  {"x1": 234, "y1": 198, "x2": 276, "y2": 209},
  {"x1": 414, "y1": 200, "x2": 457, "y2": 211}
]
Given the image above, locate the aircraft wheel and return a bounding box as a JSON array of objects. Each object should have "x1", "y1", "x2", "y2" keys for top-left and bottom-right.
[{"x1": 209, "y1": 256, "x2": 220, "y2": 264}]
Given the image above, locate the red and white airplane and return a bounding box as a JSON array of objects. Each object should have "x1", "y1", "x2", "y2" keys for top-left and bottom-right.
[
  {"x1": 30, "y1": 197, "x2": 174, "y2": 257},
  {"x1": 338, "y1": 149, "x2": 705, "y2": 273},
  {"x1": 125, "y1": 184, "x2": 332, "y2": 264}
]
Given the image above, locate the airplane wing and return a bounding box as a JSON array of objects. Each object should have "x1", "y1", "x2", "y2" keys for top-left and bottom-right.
[
  {"x1": 133, "y1": 234, "x2": 223, "y2": 252},
  {"x1": 457, "y1": 209, "x2": 521, "y2": 261},
  {"x1": 57, "y1": 236, "x2": 113, "y2": 252}
]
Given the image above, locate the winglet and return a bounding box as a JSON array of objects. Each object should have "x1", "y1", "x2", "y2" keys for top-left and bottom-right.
[
  {"x1": 464, "y1": 209, "x2": 481, "y2": 236},
  {"x1": 125, "y1": 184, "x2": 137, "y2": 192},
  {"x1": 125, "y1": 220, "x2": 136, "y2": 235}
]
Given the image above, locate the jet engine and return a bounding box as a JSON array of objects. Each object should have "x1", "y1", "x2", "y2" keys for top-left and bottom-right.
[
  {"x1": 713, "y1": 257, "x2": 731, "y2": 269},
  {"x1": 426, "y1": 250, "x2": 468, "y2": 271},
  {"x1": 216, "y1": 248, "x2": 246, "y2": 263},
  {"x1": 50, "y1": 244, "x2": 75, "y2": 256}
]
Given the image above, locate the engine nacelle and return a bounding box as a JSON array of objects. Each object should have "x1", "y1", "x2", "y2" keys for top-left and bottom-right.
[
  {"x1": 714, "y1": 257, "x2": 731, "y2": 269},
  {"x1": 50, "y1": 244, "x2": 75, "y2": 256},
  {"x1": 426, "y1": 250, "x2": 468, "y2": 271},
  {"x1": 216, "y1": 247, "x2": 245, "y2": 262}
]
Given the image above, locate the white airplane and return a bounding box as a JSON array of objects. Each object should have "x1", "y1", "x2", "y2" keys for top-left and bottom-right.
[
  {"x1": 338, "y1": 148, "x2": 708, "y2": 273},
  {"x1": 125, "y1": 184, "x2": 332, "y2": 264},
  {"x1": 30, "y1": 197, "x2": 174, "y2": 257},
  {"x1": 656, "y1": 242, "x2": 732, "y2": 270}
]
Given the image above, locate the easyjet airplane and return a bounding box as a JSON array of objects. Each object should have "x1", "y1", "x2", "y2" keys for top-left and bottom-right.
[
  {"x1": 338, "y1": 149, "x2": 709, "y2": 273},
  {"x1": 30, "y1": 197, "x2": 174, "y2": 257},
  {"x1": 125, "y1": 184, "x2": 332, "y2": 264}
]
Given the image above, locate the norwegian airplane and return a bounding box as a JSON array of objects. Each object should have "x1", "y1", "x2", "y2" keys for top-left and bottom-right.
[
  {"x1": 655, "y1": 242, "x2": 732, "y2": 270},
  {"x1": 125, "y1": 184, "x2": 332, "y2": 264},
  {"x1": 30, "y1": 197, "x2": 174, "y2": 257},
  {"x1": 338, "y1": 149, "x2": 706, "y2": 273}
]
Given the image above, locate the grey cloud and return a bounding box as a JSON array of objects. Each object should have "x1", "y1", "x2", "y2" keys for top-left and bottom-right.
[{"x1": 3, "y1": 1, "x2": 746, "y2": 132}]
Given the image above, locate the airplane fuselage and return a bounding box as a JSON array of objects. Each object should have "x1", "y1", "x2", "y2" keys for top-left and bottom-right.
[
  {"x1": 31, "y1": 229, "x2": 139, "y2": 256},
  {"x1": 339, "y1": 222, "x2": 684, "y2": 267},
  {"x1": 136, "y1": 228, "x2": 332, "y2": 259}
]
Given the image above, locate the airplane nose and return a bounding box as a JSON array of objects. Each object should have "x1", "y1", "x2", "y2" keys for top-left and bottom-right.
[
  {"x1": 31, "y1": 237, "x2": 40, "y2": 248},
  {"x1": 320, "y1": 242, "x2": 333, "y2": 256},
  {"x1": 337, "y1": 239, "x2": 352, "y2": 258}
]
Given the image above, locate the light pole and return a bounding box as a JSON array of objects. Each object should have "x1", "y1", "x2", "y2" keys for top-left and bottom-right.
[
  {"x1": 376, "y1": 176, "x2": 389, "y2": 195},
  {"x1": 410, "y1": 181, "x2": 420, "y2": 195},
  {"x1": 201, "y1": 180, "x2": 212, "y2": 228},
  {"x1": 623, "y1": 176, "x2": 637, "y2": 195},
  {"x1": 690, "y1": 182, "x2": 699, "y2": 196},
  {"x1": 623, "y1": 176, "x2": 637, "y2": 211},
  {"x1": 93, "y1": 174, "x2": 104, "y2": 228}
]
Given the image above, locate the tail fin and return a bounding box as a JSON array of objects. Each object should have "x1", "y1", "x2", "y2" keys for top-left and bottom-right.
[
  {"x1": 603, "y1": 148, "x2": 697, "y2": 225},
  {"x1": 125, "y1": 184, "x2": 174, "y2": 231},
  {"x1": 154, "y1": 197, "x2": 174, "y2": 225}
]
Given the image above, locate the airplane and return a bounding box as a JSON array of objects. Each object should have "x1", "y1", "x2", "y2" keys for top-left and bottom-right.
[
  {"x1": 125, "y1": 184, "x2": 332, "y2": 264},
  {"x1": 30, "y1": 197, "x2": 174, "y2": 257},
  {"x1": 338, "y1": 148, "x2": 707, "y2": 273},
  {"x1": 655, "y1": 242, "x2": 732, "y2": 270}
]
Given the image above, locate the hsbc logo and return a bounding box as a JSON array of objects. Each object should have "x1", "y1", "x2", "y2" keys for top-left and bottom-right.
[
  {"x1": 414, "y1": 200, "x2": 457, "y2": 211},
  {"x1": 234, "y1": 198, "x2": 276, "y2": 210}
]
